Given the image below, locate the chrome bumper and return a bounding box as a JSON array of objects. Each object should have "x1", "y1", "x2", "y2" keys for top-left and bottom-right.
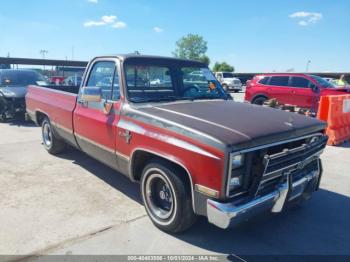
[
  {"x1": 207, "y1": 170, "x2": 319, "y2": 229},
  {"x1": 228, "y1": 85, "x2": 242, "y2": 90}
]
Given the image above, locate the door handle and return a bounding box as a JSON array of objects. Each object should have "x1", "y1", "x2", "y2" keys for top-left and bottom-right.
[{"x1": 77, "y1": 100, "x2": 88, "y2": 107}]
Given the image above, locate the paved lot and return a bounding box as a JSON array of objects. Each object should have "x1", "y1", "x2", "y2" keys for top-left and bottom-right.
[
  {"x1": 231, "y1": 90, "x2": 245, "y2": 103},
  {"x1": 0, "y1": 100, "x2": 349, "y2": 259}
]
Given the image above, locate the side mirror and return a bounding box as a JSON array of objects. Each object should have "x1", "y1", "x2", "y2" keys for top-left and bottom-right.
[
  {"x1": 80, "y1": 86, "x2": 102, "y2": 102},
  {"x1": 310, "y1": 84, "x2": 319, "y2": 93}
]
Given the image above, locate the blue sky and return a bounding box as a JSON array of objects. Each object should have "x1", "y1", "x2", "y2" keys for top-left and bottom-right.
[{"x1": 0, "y1": 0, "x2": 349, "y2": 72}]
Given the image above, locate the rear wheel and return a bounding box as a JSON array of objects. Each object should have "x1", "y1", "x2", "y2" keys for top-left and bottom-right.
[
  {"x1": 140, "y1": 160, "x2": 196, "y2": 233},
  {"x1": 252, "y1": 96, "x2": 268, "y2": 105},
  {"x1": 41, "y1": 117, "x2": 66, "y2": 154}
]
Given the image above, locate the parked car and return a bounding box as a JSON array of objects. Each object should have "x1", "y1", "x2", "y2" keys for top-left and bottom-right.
[
  {"x1": 63, "y1": 75, "x2": 82, "y2": 86},
  {"x1": 215, "y1": 72, "x2": 242, "y2": 92},
  {"x1": 26, "y1": 55, "x2": 327, "y2": 232},
  {"x1": 0, "y1": 69, "x2": 48, "y2": 121},
  {"x1": 49, "y1": 76, "x2": 65, "y2": 85},
  {"x1": 245, "y1": 73, "x2": 350, "y2": 111}
]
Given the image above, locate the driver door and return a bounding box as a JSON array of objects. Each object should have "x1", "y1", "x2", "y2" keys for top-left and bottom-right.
[
  {"x1": 289, "y1": 76, "x2": 319, "y2": 110},
  {"x1": 73, "y1": 59, "x2": 121, "y2": 169}
]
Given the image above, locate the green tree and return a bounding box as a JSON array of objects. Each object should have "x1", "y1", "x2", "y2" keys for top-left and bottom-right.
[
  {"x1": 198, "y1": 55, "x2": 210, "y2": 66},
  {"x1": 212, "y1": 62, "x2": 234, "y2": 72},
  {"x1": 173, "y1": 34, "x2": 209, "y2": 64}
]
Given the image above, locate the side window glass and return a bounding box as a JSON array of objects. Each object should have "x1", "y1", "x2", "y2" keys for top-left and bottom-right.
[
  {"x1": 269, "y1": 76, "x2": 289, "y2": 86},
  {"x1": 86, "y1": 61, "x2": 115, "y2": 100},
  {"x1": 290, "y1": 77, "x2": 310, "y2": 88},
  {"x1": 259, "y1": 76, "x2": 269, "y2": 85}
]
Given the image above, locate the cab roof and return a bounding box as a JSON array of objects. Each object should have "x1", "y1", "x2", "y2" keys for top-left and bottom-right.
[{"x1": 93, "y1": 54, "x2": 206, "y2": 66}]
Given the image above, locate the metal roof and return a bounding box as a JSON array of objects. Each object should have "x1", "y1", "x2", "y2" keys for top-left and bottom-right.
[{"x1": 0, "y1": 57, "x2": 88, "y2": 67}]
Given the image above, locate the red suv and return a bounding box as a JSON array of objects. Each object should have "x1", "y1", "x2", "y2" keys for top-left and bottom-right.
[{"x1": 245, "y1": 73, "x2": 349, "y2": 111}]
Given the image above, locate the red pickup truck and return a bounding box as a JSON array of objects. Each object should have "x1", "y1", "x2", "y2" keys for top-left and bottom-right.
[
  {"x1": 245, "y1": 73, "x2": 350, "y2": 112},
  {"x1": 26, "y1": 55, "x2": 328, "y2": 233}
]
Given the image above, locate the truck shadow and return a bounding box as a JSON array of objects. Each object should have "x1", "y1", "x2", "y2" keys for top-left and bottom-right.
[
  {"x1": 5, "y1": 119, "x2": 37, "y2": 127},
  {"x1": 56, "y1": 146, "x2": 142, "y2": 205},
  {"x1": 178, "y1": 189, "x2": 350, "y2": 256},
  {"x1": 52, "y1": 147, "x2": 350, "y2": 256},
  {"x1": 337, "y1": 141, "x2": 350, "y2": 148}
]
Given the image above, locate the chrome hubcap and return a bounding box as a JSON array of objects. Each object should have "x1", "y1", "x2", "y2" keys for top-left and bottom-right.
[
  {"x1": 145, "y1": 173, "x2": 174, "y2": 220},
  {"x1": 43, "y1": 123, "x2": 52, "y2": 147}
]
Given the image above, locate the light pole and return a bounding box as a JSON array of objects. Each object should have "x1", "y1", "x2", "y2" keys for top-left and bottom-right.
[
  {"x1": 306, "y1": 60, "x2": 311, "y2": 72},
  {"x1": 40, "y1": 49, "x2": 48, "y2": 70}
]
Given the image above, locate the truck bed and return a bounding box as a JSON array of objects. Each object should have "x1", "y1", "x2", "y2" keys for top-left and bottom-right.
[
  {"x1": 25, "y1": 85, "x2": 78, "y2": 146},
  {"x1": 42, "y1": 85, "x2": 80, "y2": 94}
]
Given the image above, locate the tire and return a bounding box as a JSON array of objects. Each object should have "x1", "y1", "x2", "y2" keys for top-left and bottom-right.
[
  {"x1": 0, "y1": 114, "x2": 5, "y2": 122},
  {"x1": 41, "y1": 117, "x2": 66, "y2": 154},
  {"x1": 252, "y1": 96, "x2": 268, "y2": 105},
  {"x1": 140, "y1": 159, "x2": 196, "y2": 233}
]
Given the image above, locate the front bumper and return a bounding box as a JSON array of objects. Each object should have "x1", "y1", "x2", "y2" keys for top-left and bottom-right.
[
  {"x1": 0, "y1": 96, "x2": 25, "y2": 119},
  {"x1": 228, "y1": 84, "x2": 242, "y2": 90},
  {"x1": 207, "y1": 168, "x2": 320, "y2": 229}
]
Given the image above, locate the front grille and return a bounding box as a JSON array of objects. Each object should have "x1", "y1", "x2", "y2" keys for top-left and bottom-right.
[
  {"x1": 227, "y1": 134, "x2": 327, "y2": 199},
  {"x1": 257, "y1": 159, "x2": 319, "y2": 197},
  {"x1": 254, "y1": 135, "x2": 326, "y2": 197},
  {"x1": 262, "y1": 135, "x2": 327, "y2": 179},
  {"x1": 233, "y1": 80, "x2": 241, "y2": 85}
]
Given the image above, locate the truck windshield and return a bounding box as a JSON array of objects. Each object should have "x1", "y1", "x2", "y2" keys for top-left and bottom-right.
[
  {"x1": 310, "y1": 75, "x2": 337, "y2": 88},
  {"x1": 125, "y1": 64, "x2": 228, "y2": 103},
  {"x1": 222, "y1": 73, "x2": 234, "y2": 78}
]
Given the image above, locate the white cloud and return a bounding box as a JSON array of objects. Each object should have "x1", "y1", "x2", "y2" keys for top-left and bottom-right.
[
  {"x1": 84, "y1": 20, "x2": 105, "y2": 27},
  {"x1": 84, "y1": 15, "x2": 125, "y2": 28},
  {"x1": 112, "y1": 21, "x2": 127, "y2": 29},
  {"x1": 153, "y1": 26, "x2": 163, "y2": 33},
  {"x1": 87, "y1": 0, "x2": 98, "y2": 3},
  {"x1": 298, "y1": 21, "x2": 308, "y2": 26},
  {"x1": 101, "y1": 15, "x2": 117, "y2": 24},
  {"x1": 289, "y1": 11, "x2": 322, "y2": 26}
]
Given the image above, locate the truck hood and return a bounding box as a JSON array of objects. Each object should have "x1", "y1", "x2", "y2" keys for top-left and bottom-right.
[
  {"x1": 138, "y1": 100, "x2": 326, "y2": 150},
  {"x1": 0, "y1": 86, "x2": 27, "y2": 98}
]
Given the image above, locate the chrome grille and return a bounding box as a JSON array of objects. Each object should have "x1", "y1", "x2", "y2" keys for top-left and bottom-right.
[
  {"x1": 255, "y1": 135, "x2": 327, "y2": 197},
  {"x1": 227, "y1": 134, "x2": 327, "y2": 199}
]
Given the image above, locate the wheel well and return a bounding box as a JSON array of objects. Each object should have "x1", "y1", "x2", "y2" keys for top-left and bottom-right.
[
  {"x1": 36, "y1": 111, "x2": 48, "y2": 126},
  {"x1": 131, "y1": 150, "x2": 192, "y2": 192},
  {"x1": 252, "y1": 94, "x2": 268, "y2": 102}
]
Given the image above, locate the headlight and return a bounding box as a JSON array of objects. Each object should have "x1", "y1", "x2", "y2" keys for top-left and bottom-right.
[
  {"x1": 231, "y1": 154, "x2": 244, "y2": 169},
  {"x1": 229, "y1": 175, "x2": 242, "y2": 191},
  {"x1": 227, "y1": 154, "x2": 245, "y2": 193}
]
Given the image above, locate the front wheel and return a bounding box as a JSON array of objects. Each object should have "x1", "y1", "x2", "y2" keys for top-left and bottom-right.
[
  {"x1": 41, "y1": 117, "x2": 66, "y2": 154},
  {"x1": 252, "y1": 96, "x2": 268, "y2": 105},
  {"x1": 140, "y1": 160, "x2": 196, "y2": 233}
]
